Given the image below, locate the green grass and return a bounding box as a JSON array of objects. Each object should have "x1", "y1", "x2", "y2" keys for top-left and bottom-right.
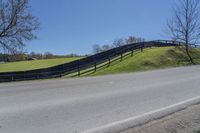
[
  {"x1": 0, "y1": 57, "x2": 80, "y2": 72},
  {"x1": 91, "y1": 46, "x2": 200, "y2": 76},
  {"x1": 1, "y1": 46, "x2": 200, "y2": 76}
]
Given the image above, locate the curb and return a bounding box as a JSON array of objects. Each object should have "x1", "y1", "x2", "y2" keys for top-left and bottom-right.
[{"x1": 82, "y1": 96, "x2": 200, "y2": 133}]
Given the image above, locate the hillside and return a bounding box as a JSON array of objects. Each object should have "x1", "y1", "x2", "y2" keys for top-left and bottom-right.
[
  {"x1": 0, "y1": 46, "x2": 200, "y2": 77},
  {"x1": 0, "y1": 57, "x2": 80, "y2": 72},
  {"x1": 91, "y1": 47, "x2": 200, "y2": 76}
]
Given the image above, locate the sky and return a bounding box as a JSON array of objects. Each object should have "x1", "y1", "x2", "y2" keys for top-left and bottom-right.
[{"x1": 27, "y1": 0, "x2": 175, "y2": 55}]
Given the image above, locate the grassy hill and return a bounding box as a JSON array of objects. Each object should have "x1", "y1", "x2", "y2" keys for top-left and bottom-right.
[
  {"x1": 0, "y1": 46, "x2": 199, "y2": 76},
  {"x1": 91, "y1": 46, "x2": 200, "y2": 76},
  {"x1": 0, "y1": 57, "x2": 80, "y2": 72}
]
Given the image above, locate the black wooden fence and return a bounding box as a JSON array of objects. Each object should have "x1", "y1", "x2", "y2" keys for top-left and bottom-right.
[{"x1": 0, "y1": 40, "x2": 191, "y2": 82}]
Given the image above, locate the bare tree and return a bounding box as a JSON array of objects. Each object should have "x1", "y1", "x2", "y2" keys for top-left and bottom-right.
[
  {"x1": 0, "y1": 0, "x2": 40, "y2": 54},
  {"x1": 126, "y1": 36, "x2": 145, "y2": 44},
  {"x1": 113, "y1": 38, "x2": 125, "y2": 47},
  {"x1": 101, "y1": 44, "x2": 111, "y2": 51},
  {"x1": 29, "y1": 51, "x2": 42, "y2": 59},
  {"x1": 93, "y1": 44, "x2": 101, "y2": 54},
  {"x1": 167, "y1": 0, "x2": 200, "y2": 63},
  {"x1": 44, "y1": 52, "x2": 54, "y2": 59}
]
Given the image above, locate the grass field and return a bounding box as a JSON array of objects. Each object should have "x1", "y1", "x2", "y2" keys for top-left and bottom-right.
[
  {"x1": 91, "y1": 46, "x2": 200, "y2": 76},
  {"x1": 1, "y1": 46, "x2": 200, "y2": 75},
  {"x1": 0, "y1": 57, "x2": 80, "y2": 72}
]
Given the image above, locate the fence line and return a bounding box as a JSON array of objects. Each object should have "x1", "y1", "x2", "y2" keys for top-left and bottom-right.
[{"x1": 0, "y1": 40, "x2": 187, "y2": 82}]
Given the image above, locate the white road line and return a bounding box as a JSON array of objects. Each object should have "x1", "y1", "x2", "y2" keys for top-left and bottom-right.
[{"x1": 82, "y1": 96, "x2": 200, "y2": 133}]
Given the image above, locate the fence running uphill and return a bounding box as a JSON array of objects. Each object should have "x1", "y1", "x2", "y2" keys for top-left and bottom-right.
[{"x1": 0, "y1": 40, "x2": 193, "y2": 82}]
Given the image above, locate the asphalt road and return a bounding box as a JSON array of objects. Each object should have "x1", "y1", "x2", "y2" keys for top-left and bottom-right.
[{"x1": 0, "y1": 66, "x2": 200, "y2": 133}]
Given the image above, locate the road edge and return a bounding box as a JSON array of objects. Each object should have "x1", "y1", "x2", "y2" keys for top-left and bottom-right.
[{"x1": 82, "y1": 96, "x2": 200, "y2": 133}]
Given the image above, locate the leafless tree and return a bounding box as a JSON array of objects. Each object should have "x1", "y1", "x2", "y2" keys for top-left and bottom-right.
[
  {"x1": 93, "y1": 44, "x2": 101, "y2": 54},
  {"x1": 126, "y1": 36, "x2": 145, "y2": 44},
  {"x1": 167, "y1": 0, "x2": 200, "y2": 63},
  {"x1": 44, "y1": 52, "x2": 54, "y2": 59},
  {"x1": 113, "y1": 38, "x2": 125, "y2": 47},
  {"x1": 101, "y1": 44, "x2": 111, "y2": 51},
  {"x1": 0, "y1": 0, "x2": 40, "y2": 54}
]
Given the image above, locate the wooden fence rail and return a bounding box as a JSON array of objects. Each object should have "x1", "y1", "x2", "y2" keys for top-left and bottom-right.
[{"x1": 0, "y1": 40, "x2": 193, "y2": 82}]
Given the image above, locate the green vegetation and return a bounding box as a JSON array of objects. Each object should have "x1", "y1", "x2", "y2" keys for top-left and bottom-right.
[
  {"x1": 1, "y1": 46, "x2": 200, "y2": 76},
  {"x1": 91, "y1": 47, "x2": 200, "y2": 76},
  {"x1": 0, "y1": 57, "x2": 80, "y2": 72}
]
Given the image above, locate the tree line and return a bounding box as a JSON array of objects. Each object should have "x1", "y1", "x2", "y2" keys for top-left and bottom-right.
[
  {"x1": 93, "y1": 36, "x2": 145, "y2": 54},
  {"x1": 0, "y1": 0, "x2": 200, "y2": 64},
  {"x1": 0, "y1": 52, "x2": 82, "y2": 62}
]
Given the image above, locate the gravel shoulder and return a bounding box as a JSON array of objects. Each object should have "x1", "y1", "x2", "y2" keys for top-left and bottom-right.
[{"x1": 121, "y1": 104, "x2": 200, "y2": 133}]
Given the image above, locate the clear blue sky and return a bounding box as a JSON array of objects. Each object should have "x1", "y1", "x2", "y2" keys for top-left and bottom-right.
[{"x1": 28, "y1": 0, "x2": 175, "y2": 55}]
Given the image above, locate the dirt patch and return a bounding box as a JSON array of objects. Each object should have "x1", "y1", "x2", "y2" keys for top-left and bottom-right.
[{"x1": 121, "y1": 104, "x2": 200, "y2": 133}]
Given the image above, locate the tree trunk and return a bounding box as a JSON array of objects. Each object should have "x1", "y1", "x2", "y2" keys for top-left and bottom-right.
[{"x1": 185, "y1": 44, "x2": 194, "y2": 64}]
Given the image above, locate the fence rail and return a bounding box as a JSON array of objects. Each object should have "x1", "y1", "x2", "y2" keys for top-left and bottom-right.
[{"x1": 0, "y1": 40, "x2": 192, "y2": 82}]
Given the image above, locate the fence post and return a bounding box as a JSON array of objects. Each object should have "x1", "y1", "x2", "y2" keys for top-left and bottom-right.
[
  {"x1": 60, "y1": 72, "x2": 62, "y2": 78},
  {"x1": 141, "y1": 44, "x2": 144, "y2": 52},
  {"x1": 78, "y1": 61, "x2": 80, "y2": 77},
  {"x1": 11, "y1": 75, "x2": 14, "y2": 81},
  {"x1": 120, "y1": 53, "x2": 123, "y2": 61},
  {"x1": 37, "y1": 74, "x2": 40, "y2": 79},
  {"x1": 108, "y1": 57, "x2": 111, "y2": 66},
  {"x1": 60, "y1": 64, "x2": 64, "y2": 77},
  {"x1": 94, "y1": 61, "x2": 97, "y2": 72},
  {"x1": 131, "y1": 49, "x2": 134, "y2": 56},
  {"x1": 93, "y1": 56, "x2": 97, "y2": 72},
  {"x1": 23, "y1": 72, "x2": 25, "y2": 80}
]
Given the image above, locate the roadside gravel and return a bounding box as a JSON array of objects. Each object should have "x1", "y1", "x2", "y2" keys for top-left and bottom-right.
[{"x1": 121, "y1": 104, "x2": 200, "y2": 133}]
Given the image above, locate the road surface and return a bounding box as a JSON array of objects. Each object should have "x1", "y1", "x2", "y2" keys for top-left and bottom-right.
[{"x1": 0, "y1": 66, "x2": 200, "y2": 133}]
